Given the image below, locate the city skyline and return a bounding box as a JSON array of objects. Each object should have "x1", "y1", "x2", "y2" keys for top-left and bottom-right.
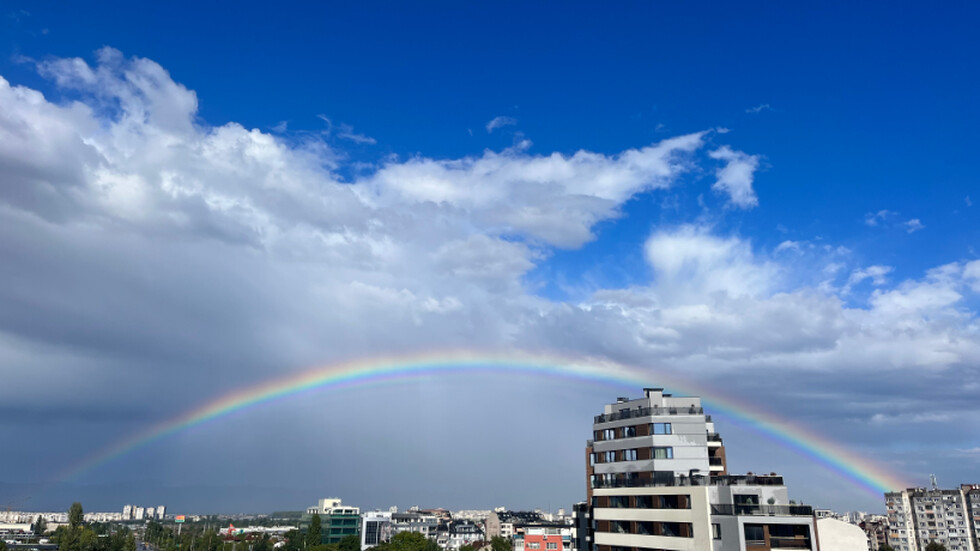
[{"x1": 1, "y1": 2, "x2": 979, "y2": 514}]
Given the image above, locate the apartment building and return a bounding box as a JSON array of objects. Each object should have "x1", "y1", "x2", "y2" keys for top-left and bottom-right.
[
  {"x1": 514, "y1": 525, "x2": 572, "y2": 551},
  {"x1": 886, "y1": 486, "x2": 978, "y2": 551},
  {"x1": 305, "y1": 498, "x2": 361, "y2": 545},
  {"x1": 965, "y1": 485, "x2": 980, "y2": 551},
  {"x1": 587, "y1": 388, "x2": 818, "y2": 551}
]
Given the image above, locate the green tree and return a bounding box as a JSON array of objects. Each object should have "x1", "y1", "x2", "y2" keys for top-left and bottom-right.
[
  {"x1": 306, "y1": 514, "x2": 322, "y2": 548},
  {"x1": 252, "y1": 534, "x2": 272, "y2": 551},
  {"x1": 925, "y1": 542, "x2": 947, "y2": 551},
  {"x1": 79, "y1": 528, "x2": 98, "y2": 551},
  {"x1": 1, "y1": 538, "x2": 8, "y2": 551},
  {"x1": 283, "y1": 530, "x2": 304, "y2": 551},
  {"x1": 459, "y1": 545, "x2": 477, "y2": 551},
  {"x1": 337, "y1": 535, "x2": 359, "y2": 551},
  {"x1": 34, "y1": 515, "x2": 49, "y2": 536},
  {"x1": 490, "y1": 536, "x2": 511, "y2": 551},
  {"x1": 880, "y1": 545, "x2": 895, "y2": 551},
  {"x1": 69, "y1": 503, "x2": 85, "y2": 530}
]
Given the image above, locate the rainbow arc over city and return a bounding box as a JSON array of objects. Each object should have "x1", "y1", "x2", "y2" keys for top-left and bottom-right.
[{"x1": 63, "y1": 350, "x2": 910, "y2": 495}]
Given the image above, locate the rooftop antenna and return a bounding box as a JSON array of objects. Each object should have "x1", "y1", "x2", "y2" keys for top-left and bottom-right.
[{"x1": 930, "y1": 474, "x2": 939, "y2": 490}]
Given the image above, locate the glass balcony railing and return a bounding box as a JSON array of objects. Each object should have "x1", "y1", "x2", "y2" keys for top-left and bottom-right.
[
  {"x1": 595, "y1": 406, "x2": 705, "y2": 423},
  {"x1": 709, "y1": 504, "x2": 814, "y2": 517}
]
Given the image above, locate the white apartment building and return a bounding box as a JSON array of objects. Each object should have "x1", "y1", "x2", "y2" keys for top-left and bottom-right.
[
  {"x1": 886, "y1": 486, "x2": 978, "y2": 551},
  {"x1": 587, "y1": 388, "x2": 818, "y2": 551}
]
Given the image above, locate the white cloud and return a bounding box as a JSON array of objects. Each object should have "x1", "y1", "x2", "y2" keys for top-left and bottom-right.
[
  {"x1": 745, "y1": 104, "x2": 772, "y2": 114},
  {"x1": 3, "y1": 49, "x2": 980, "y2": 500},
  {"x1": 775, "y1": 240, "x2": 801, "y2": 254},
  {"x1": 905, "y1": 218, "x2": 925, "y2": 233},
  {"x1": 708, "y1": 146, "x2": 760, "y2": 208},
  {"x1": 846, "y1": 265, "x2": 893, "y2": 291},
  {"x1": 486, "y1": 115, "x2": 517, "y2": 133},
  {"x1": 864, "y1": 209, "x2": 895, "y2": 226}
]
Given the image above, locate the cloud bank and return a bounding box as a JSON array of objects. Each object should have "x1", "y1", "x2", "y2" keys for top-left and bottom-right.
[{"x1": 2, "y1": 48, "x2": 979, "y2": 511}]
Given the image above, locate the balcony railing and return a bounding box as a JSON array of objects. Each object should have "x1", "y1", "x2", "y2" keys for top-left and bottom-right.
[
  {"x1": 592, "y1": 475, "x2": 709, "y2": 489},
  {"x1": 709, "y1": 504, "x2": 814, "y2": 517},
  {"x1": 595, "y1": 406, "x2": 704, "y2": 423},
  {"x1": 769, "y1": 536, "x2": 812, "y2": 549}
]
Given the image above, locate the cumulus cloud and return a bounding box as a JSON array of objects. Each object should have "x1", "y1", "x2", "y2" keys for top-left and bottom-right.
[
  {"x1": 485, "y1": 115, "x2": 517, "y2": 132},
  {"x1": 2, "y1": 49, "x2": 980, "y2": 510},
  {"x1": 708, "y1": 146, "x2": 761, "y2": 208},
  {"x1": 905, "y1": 218, "x2": 925, "y2": 233},
  {"x1": 845, "y1": 265, "x2": 893, "y2": 293},
  {"x1": 745, "y1": 104, "x2": 772, "y2": 114},
  {"x1": 864, "y1": 209, "x2": 894, "y2": 226}
]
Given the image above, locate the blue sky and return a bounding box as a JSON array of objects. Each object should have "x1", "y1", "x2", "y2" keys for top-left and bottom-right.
[{"x1": 1, "y1": 1, "x2": 979, "y2": 514}]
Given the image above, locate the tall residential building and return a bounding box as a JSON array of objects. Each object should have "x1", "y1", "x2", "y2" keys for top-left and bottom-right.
[
  {"x1": 133, "y1": 507, "x2": 145, "y2": 521},
  {"x1": 157, "y1": 506, "x2": 166, "y2": 520},
  {"x1": 122, "y1": 505, "x2": 133, "y2": 520},
  {"x1": 965, "y1": 485, "x2": 980, "y2": 551},
  {"x1": 587, "y1": 388, "x2": 818, "y2": 551},
  {"x1": 886, "y1": 486, "x2": 979, "y2": 551}
]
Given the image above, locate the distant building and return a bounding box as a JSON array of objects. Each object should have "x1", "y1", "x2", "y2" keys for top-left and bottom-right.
[
  {"x1": 134, "y1": 507, "x2": 145, "y2": 521},
  {"x1": 587, "y1": 388, "x2": 818, "y2": 551},
  {"x1": 885, "y1": 485, "x2": 979, "y2": 551},
  {"x1": 361, "y1": 511, "x2": 393, "y2": 551},
  {"x1": 304, "y1": 498, "x2": 361, "y2": 545},
  {"x1": 570, "y1": 503, "x2": 590, "y2": 551},
  {"x1": 122, "y1": 506, "x2": 132, "y2": 521},
  {"x1": 446, "y1": 520, "x2": 483, "y2": 550},
  {"x1": 513, "y1": 525, "x2": 571, "y2": 551},
  {"x1": 486, "y1": 511, "x2": 544, "y2": 539},
  {"x1": 157, "y1": 506, "x2": 166, "y2": 520}
]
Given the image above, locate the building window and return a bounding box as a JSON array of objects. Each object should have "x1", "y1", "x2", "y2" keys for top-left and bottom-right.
[
  {"x1": 653, "y1": 422, "x2": 672, "y2": 434},
  {"x1": 603, "y1": 429, "x2": 615, "y2": 440},
  {"x1": 623, "y1": 426, "x2": 637, "y2": 437},
  {"x1": 546, "y1": 544, "x2": 557, "y2": 550},
  {"x1": 623, "y1": 449, "x2": 637, "y2": 461},
  {"x1": 610, "y1": 496, "x2": 629, "y2": 508},
  {"x1": 528, "y1": 543, "x2": 540, "y2": 549},
  {"x1": 604, "y1": 451, "x2": 616, "y2": 462},
  {"x1": 712, "y1": 524, "x2": 721, "y2": 539},
  {"x1": 744, "y1": 524, "x2": 765, "y2": 545},
  {"x1": 653, "y1": 446, "x2": 673, "y2": 459}
]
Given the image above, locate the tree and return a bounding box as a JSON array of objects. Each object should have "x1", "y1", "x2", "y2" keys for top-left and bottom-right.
[
  {"x1": 69, "y1": 503, "x2": 85, "y2": 530},
  {"x1": 880, "y1": 545, "x2": 895, "y2": 551},
  {"x1": 34, "y1": 515, "x2": 49, "y2": 536},
  {"x1": 1, "y1": 538, "x2": 8, "y2": 551},
  {"x1": 490, "y1": 536, "x2": 511, "y2": 551},
  {"x1": 337, "y1": 535, "x2": 359, "y2": 551},
  {"x1": 306, "y1": 514, "x2": 322, "y2": 548},
  {"x1": 925, "y1": 542, "x2": 947, "y2": 551},
  {"x1": 459, "y1": 545, "x2": 477, "y2": 551}
]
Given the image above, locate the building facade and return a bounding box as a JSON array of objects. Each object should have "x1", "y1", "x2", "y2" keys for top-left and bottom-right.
[
  {"x1": 587, "y1": 388, "x2": 818, "y2": 551},
  {"x1": 886, "y1": 486, "x2": 978, "y2": 551},
  {"x1": 305, "y1": 498, "x2": 361, "y2": 545}
]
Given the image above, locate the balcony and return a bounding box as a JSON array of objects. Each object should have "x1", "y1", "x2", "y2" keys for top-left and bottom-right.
[
  {"x1": 595, "y1": 406, "x2": 704, "y2": 424},
  {"x1": 710, "y1": 504, "x2": 814, "y2": 517},
  {"x1": 769, "y1": 536, "x2": 812, "y2": 549}
]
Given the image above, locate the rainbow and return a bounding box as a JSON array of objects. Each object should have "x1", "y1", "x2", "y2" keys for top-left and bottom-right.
[{"x1": 61, "y1": 350, "x2": 910, "y2": 495}]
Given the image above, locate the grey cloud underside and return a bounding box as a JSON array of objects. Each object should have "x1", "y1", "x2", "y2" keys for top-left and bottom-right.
[{"x1": 1, "y1": 49, "x2": 979, "y2": 509}]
